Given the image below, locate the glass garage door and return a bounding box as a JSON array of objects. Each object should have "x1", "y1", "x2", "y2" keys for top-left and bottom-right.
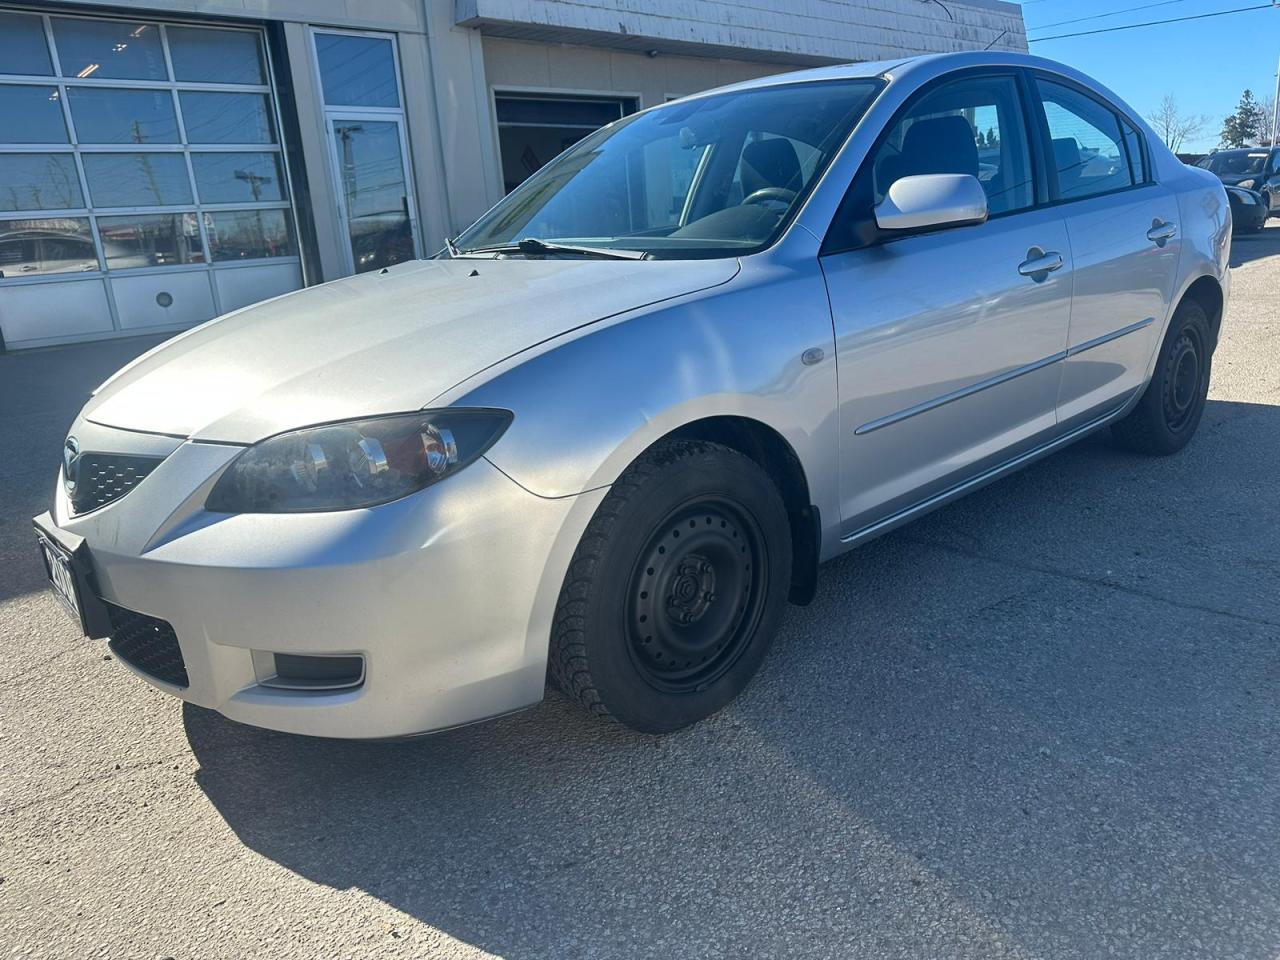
[{"x1": 0, "y1": 9, "x2": 302, "y2": 349}]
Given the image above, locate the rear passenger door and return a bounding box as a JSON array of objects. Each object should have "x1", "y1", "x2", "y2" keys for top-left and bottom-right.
[{"x1": 1032, "y1": 76, "x2": 1182, "y2": 428}]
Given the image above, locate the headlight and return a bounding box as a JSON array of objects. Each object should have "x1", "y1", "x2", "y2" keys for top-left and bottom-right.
[
  {"x1": 1238, "y1": 178, "x2": 1258, "y2": 191},
  {"x1": 1227, "y1": 186, "x2": 1259, "y2": 205},
  {"x1": 206, "y1": 409, "x2": 512, "y2": 513}
]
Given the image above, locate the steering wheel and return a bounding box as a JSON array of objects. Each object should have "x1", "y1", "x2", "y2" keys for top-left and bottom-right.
[{"x1": 742, "y1": 187, "x2": 797, "y2": 206}]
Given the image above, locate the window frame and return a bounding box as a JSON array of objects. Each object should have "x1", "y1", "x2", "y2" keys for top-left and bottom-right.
[
  {"x1": 1026, "y1": 70, "x2": 1155, "y2": 208},
  {"x1": 820, "y1": 67, "x2": 1044, "y2": 257}
]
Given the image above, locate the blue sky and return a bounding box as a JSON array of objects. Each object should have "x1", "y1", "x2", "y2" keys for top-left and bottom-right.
[{"x1": 1020, "y1": 0, "x2": 1280, "y2": 152}]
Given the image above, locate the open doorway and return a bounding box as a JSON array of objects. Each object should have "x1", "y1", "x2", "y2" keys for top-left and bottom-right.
[{"x1": 494, "y1": 93, "x2": 638, "y2": 193}]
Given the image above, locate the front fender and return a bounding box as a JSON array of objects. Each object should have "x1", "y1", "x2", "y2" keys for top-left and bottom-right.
[{"x1": 441, "y1": 257, "x2": 841, "y2": 535}]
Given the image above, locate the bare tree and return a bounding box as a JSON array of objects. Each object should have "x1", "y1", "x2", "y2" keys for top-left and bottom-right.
[
  {"x1": 1258, "y1": 93, "x2": 1276, "y2": 146},
  {"x1": 1148, "y1": 94, "x2": 1209, "y2": 154}
]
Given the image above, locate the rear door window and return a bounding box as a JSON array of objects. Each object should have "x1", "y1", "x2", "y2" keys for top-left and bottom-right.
[{"x1": 1037, "y1": 79, "x2": 1136, "y2": 200}]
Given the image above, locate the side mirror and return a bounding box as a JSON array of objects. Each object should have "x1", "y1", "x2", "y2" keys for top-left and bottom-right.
[{"x1": 873, "y1": 173, "x2": 988, "y2": 233}]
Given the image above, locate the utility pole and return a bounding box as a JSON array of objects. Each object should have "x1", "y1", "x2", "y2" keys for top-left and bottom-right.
[{"x1": 1272, "y1": 52, "x2": 1280, "y2": 146}]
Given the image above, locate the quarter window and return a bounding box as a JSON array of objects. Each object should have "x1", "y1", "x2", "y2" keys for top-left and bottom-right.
[
  {"x1": 1037, "y1": 80, "x2": 1135, "y2": 200},
  {"x1": 868, "y1": 74, "x2": 1034, "y2": 216}
]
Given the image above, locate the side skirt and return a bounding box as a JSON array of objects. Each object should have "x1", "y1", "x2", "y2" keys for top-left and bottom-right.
[{"x1": 837, "y1": 389, "x2": 1139, "y2": 551}]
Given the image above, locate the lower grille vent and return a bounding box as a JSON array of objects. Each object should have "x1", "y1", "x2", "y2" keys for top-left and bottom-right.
[{"x1": 107, "y1": 603, "x2": 189, "y2": 688}]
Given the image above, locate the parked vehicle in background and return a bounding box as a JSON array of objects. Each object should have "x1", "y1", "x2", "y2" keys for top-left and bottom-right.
[
  {"x1": 34, "y1": 52, "x2": 1230, "y2": 739},
  {"x1": 1198, "y1": 147, "x2": 1280, "y2": 219},
  {"x1": 1225, "y1": 184, "x2": 1267, "y2": 234}
]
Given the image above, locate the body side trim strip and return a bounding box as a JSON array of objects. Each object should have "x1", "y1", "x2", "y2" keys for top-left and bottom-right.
[
  {"x1": 853, "y1": 316, "x2": 1155, "y2": 438},
  {"x1": 854, "y1": 350, "x2": 1066, "y2": 436},
  {"x1": 1066, "y1": 316, "x2": 1155, "y2": 357},
  {"x1": 841, "y1": 392, "x2": 1137, "y2": 547}
]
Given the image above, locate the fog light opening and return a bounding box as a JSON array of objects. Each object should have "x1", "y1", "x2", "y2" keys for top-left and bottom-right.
[{"x1": 261, "y1": 653, "x2": 364, "y2": 691}]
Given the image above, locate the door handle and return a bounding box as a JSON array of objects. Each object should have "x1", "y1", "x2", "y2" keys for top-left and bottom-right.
[
  {"x1": 1017, "y1": 248, "x2": 1064, "y2": 280},
  {"x1": 1147, "y1": 220, "x2": 1177, "y2": 245}
]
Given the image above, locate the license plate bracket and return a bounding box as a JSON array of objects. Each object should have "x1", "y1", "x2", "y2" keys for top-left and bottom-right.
[{"x1": 32, "y1": 512, "x2": 112, "y2": 639}]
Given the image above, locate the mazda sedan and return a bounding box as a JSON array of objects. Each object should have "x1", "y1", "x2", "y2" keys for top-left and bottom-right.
[{"x1": 35, "y1": 52, "x2": 1230, "y2": 738}]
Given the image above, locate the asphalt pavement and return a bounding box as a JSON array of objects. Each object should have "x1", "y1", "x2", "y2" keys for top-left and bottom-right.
[{"x1": 2, "y1": 225, "x2": 1279, "y2": 959}]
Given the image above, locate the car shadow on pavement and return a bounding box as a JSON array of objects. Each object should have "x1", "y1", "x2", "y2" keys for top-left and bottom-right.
[
  {"x1": 186, "y1": 398, "x2": 1280, "y2": 960},
  {"x1": 1229, "y1": 223, "x2": 1280, "y2": 268}
]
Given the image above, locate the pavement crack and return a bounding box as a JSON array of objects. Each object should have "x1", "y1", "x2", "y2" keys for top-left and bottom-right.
[
  {"x1": 0, "y1": 649, "x2": 71, "y2": 688},
  {"x1": 905, "y1": 536, "x2": 1280, "y2": 630},
  {"x1": 1, "y1": 750, "x2": 190, "y2": 817}
]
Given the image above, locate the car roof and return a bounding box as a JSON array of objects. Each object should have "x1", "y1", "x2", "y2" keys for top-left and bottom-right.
[{"x1": 699, "y1": 51, "x2": 1097, "y2": 93}]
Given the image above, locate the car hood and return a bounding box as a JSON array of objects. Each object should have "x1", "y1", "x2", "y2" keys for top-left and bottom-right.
[{"x1": 83, "y1": 257, "x2": 739, "y2": 443}]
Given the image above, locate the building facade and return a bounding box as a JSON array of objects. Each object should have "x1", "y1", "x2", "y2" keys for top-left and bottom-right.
[{"x1": 0, "y1": 0, "x2": 1027, "y2": 350}]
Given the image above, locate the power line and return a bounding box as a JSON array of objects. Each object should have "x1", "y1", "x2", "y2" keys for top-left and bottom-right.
[
  {"x1": 1028, "y1": 3, "x2": 1276, "y2": 42},
  {"x1": 1027, "y1": 0, "x2": 1191, "y2": 32}
]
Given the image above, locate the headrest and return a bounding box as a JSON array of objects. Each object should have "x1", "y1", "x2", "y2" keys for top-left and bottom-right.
[
  {"x1": 740, "y1": 138, "x2": 802, "y2": 197},
  {"x1": 897, "y1": 115, "x2": 980, "y2": 179}
]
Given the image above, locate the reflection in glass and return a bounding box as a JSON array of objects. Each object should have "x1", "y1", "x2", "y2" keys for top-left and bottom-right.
[
  {"x1": 192, "y1": 152, "x2": 285, "y2": 204},
  {"x1": 68, "y1": 87, "x2": 180, "y2": 143},
  {"x1": 0, "y1": 154, "x2": 84, "y2": 212},
  {"x1": 167, "y1": 26, "x2": 265, "y2": 85},
  {"x1": 83, "y1": 153, "x2": 193, "y2": 207},
  {"x1": 315, "y1": 34, "x2": 399, "y2": 108},
  {"x1": 332, "y1": 120, "x2": 413, "y2": 272},
  {"x1": 179, "y1": 92, "x2": 274, "y2": 144},
  {"x1": 0, "y1": 12, "x2": 54, "y2": 76},
  {"x1": 97, "y1": 212, "x2": 204, "y2": 269},
  {"x1": 0, "y1": 85, "x2": 69, "y2": 143},
  {"x1": 203, "y1": 209, "x2": 295, "y2": 261},
  {"x1": 52, "y1": 17, "x2": 166, "y2": 81},
  {"x1": 0, "y1": 217, "x2": 97, "y2": 277}
]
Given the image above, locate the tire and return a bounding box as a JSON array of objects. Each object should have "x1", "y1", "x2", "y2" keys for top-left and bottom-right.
[
  {"x1": 1111, "y1": 298, "x2": 1212, "y2": 455},
  {"x1": 549, "y1": 439, "x2": 792, "y2": 734}
]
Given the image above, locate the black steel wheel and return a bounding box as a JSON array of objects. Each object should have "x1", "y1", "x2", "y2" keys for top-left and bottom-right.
[
  {"x1": 625, "y1": 497, "x2": 769, "y2": 695},
  {"x1": 1112, "y1": 297, "x2": 1212, "y2": 455},
  {"x1": 549, "y1": 439, "x2": 792, "y2": 733}
]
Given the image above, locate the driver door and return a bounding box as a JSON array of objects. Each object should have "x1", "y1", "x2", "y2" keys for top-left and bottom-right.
[{"x1": 819, "y1": 71, "x2": 1074, "y2": 539}]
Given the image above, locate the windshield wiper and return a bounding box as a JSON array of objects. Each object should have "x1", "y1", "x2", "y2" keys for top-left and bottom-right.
[
  {"x1": 443, "y1": 235, "x2": 461, "y2": 258},
  {"x1": 456, "y1": 238, "x2": 650, "y2": 260}
]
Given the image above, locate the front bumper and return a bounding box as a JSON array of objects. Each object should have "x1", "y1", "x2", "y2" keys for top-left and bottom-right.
[{"x1": 48, "y1": 422, "x2": 605, "y2": 738}]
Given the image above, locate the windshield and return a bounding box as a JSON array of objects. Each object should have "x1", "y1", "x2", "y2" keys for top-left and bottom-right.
[
  {"x1": 454, "y1": 79, "x2": 884, "y2": 259},
  {"x1": 1199, "y1": 151, "x2": 1268, "y2": 175}
]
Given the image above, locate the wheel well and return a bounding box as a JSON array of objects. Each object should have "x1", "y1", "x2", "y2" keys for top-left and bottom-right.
[
  {"x1": 666, "y1": 416, "x2": 820, "y2": 606},
  {"x1": 1182, "y1": 275, "x2": 1225, "y2": 350}
]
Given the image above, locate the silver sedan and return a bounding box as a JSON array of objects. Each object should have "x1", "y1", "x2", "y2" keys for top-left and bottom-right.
[{"x1": 35, "y1": 51, "x2": 1230, "y2": 738}]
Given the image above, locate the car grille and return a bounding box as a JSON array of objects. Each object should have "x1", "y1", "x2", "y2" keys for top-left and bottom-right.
[
  {"x1": 106, "y1": 602, "x2": 189, "y2": 688},
  {"x1": 68, "y1": 453, "x2": 164, "y2": 515}
]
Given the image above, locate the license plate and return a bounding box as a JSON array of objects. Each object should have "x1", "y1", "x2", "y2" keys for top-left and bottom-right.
[{"x1": 38, "y1": 533, "x2": 84, "y2": 629}]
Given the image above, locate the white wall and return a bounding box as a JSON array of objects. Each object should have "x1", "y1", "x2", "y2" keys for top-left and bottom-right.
[{"x1": 457, "y1": 0, "x2": 1028, "y2": 62}]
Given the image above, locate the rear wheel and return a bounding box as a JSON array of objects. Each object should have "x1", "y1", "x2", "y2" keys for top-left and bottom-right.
[
  {"x1": 1111, "y1": 298, "x2": 1212, "y2": 455},
  {"x1": 549, "y1": 439, "x2": 791, "y2": 733}
]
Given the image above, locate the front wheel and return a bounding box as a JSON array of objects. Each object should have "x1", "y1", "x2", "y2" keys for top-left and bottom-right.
[
  {"x1": 548, "y1": 439, "x2": 791, "y2": 733},
  {"x1": 1111, "y1": 298, "x2": 1212, "y2": 455}
]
